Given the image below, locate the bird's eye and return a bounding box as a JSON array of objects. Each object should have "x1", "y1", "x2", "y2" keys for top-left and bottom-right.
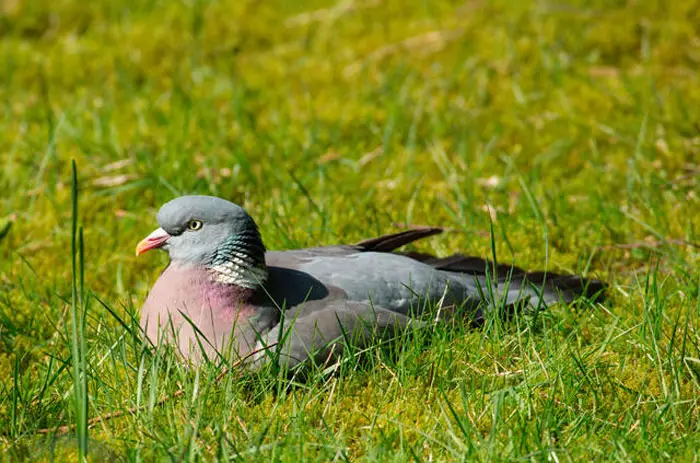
[{"x1": 187, "y1": 219, "x2": 203, "y2": 231}]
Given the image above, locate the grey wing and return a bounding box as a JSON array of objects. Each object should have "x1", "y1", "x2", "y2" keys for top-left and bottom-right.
[
  {"x1": 249, "y1": 300, "x2": 419, "y2": 369},
  {"x1": 261, "y1": 227, "x2": 455, "y2": 312},
  {"x1": 293, "y1": 252, "x2": 472, "y2": 313}
]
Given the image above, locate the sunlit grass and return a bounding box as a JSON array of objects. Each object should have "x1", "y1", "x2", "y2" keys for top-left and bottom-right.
[{"x1": 0, "y1": 0, "x2": 698, "y2": 460}]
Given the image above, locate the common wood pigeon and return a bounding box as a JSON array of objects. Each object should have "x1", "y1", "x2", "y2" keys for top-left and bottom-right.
[{"x1": 136, "y1": 195, "x2": 605, "y2": 368}]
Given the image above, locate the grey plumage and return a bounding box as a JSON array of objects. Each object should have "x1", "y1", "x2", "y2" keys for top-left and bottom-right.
[{"x1": 136, "y1": 195, "x2": 606, "y2": 368}]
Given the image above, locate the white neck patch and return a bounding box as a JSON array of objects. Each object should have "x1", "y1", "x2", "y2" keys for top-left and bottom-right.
[{"x1": 209, "y1": 251, "x2": 268, "y2": 289}]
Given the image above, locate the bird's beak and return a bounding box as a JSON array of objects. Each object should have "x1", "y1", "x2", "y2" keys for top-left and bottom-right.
[{"x1": 135, "y1": 227, "x2": 171, "y2": 256}]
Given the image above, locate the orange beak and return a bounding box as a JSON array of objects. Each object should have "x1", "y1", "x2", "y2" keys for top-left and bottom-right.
[{"x1": 135, "y1": 227, "x2": 171, "y2": 256}]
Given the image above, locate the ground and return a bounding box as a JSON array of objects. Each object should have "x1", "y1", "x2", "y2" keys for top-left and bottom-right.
[{"x1": 0, "y1": 0, "x2": 698, "y2": 461}]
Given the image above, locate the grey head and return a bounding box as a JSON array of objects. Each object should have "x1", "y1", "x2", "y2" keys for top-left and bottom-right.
[{"x1": 136, "y1": 195, "x2": 267, "y2": 287}]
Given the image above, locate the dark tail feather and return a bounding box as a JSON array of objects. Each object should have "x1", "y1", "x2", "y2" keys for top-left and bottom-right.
[
  {"x1": 522, "y1": 271, "x2": 607, "y2": 303},
  {"x1": 355, "y1": 227, "x2": 443, "y2": 253}
]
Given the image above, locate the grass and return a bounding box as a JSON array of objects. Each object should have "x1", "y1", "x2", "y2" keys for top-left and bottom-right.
[{"x1": 0, "y1": 0, "x2": 699, "y2": 460}]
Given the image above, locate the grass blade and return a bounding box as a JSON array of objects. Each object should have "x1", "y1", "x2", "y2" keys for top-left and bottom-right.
[{"x1": 70, "y1": 159, "x2": 89, "y2": 459}]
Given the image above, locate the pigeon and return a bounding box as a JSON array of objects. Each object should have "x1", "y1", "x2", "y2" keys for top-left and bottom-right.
[{"x1": 135, "y1": 195, "x2": 605, "y2": 368}]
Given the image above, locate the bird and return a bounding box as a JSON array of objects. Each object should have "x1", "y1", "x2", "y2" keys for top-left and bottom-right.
[{"x1": 135, "y1": 195, "x2": 605, "y2": 369}]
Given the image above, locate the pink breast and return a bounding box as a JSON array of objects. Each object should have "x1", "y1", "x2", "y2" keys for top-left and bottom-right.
[{"x1": 140, "y1": 263, "x2": 257, "y2": 361}]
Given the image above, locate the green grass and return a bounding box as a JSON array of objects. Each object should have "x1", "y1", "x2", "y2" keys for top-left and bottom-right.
[{"x1": 1, "y1": 0, "x2": 699, "y2": 460}]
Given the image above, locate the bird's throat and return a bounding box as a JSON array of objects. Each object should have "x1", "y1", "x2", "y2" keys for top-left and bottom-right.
[{"x1": 208, "y1": 231, "x2": 268, "y2": 289}]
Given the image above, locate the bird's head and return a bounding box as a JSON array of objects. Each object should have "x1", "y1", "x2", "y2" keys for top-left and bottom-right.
[{"x1": 136, "y1": 196, "x2": 267, "y2": 286}]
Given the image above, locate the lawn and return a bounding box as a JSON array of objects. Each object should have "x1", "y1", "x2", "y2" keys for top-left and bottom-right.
[{"x1": 0, "y1": 0, "x2": 699, "y2": 460}]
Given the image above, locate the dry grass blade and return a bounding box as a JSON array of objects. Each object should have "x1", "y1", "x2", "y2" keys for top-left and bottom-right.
[
  {"x1": 344, "y1": 28, "x2": 465, "y2": 77},
  {"x1": 285, "y1": 0, "x2": 381, "y2": 27},
  {"x1": 596, "y1": 238, "x2": 699, "y2": 250}
]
